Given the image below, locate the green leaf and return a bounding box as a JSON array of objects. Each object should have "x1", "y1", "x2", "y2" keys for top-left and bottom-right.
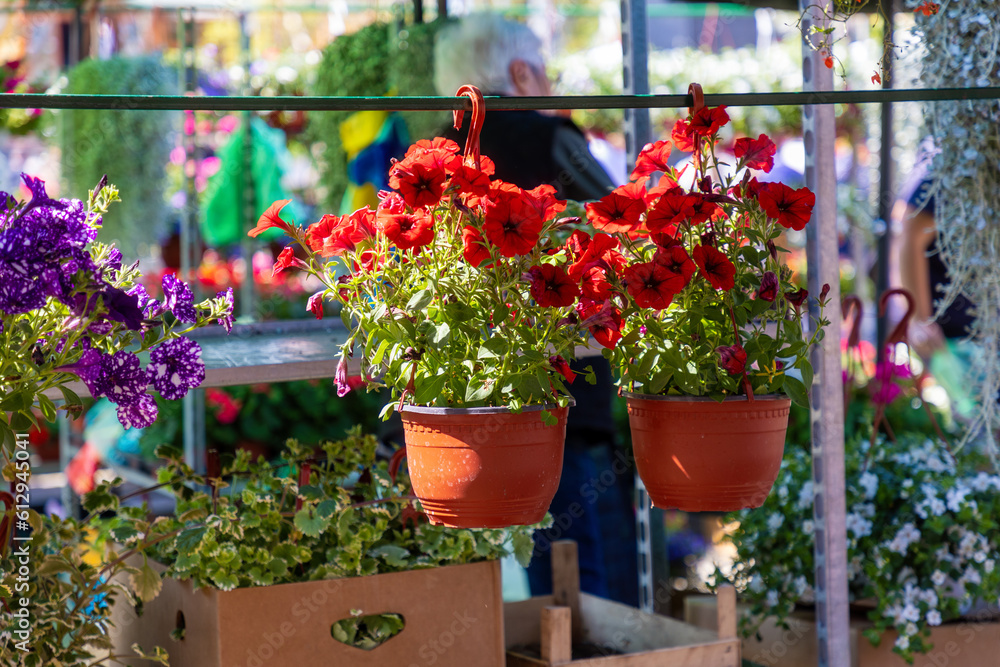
[
  {"x1": 175, "y1": 526, "x2": 208, "y2": 554},
  {"x1": 783, "y1": 374, "x2": 810, "y2": 408},
  {"x1": 316, "y1": 499, "x2": 338, "y2": 520},
  {"x1": 798, "y1": 359, "x2": 814, "y2": 389},
  {"x1": 464, "y1": 380, "x2": 493, "y2": 403},
  {"x1": 37, "y1": 394, "x2": 58, "y2": 422},
  {"x1": 34, "y1": 555, "x2": 75, "y2": 578},
  {"x1": 478, "y1": 337, "x2": 507, "y2": 359},
  {"x1": 211, "y1": 570, "x2": 240, "y2": 592},
  {"x1": 370, "y1": 544, "x2": 410, "y2": 568},
  {"x1": 512, "y1": 530, "x2": 535, "y2": 568},
  {"x1": 370, "y1": 339, "x2": 391, "y2": 366},
  {"x1": 132, "y1": 560, "x2": 163, "y2": 603},
  {"x1": 429, "y1": 322, "x2": 451, "y2": 346},
  {"x1": 406, "y1": 288, "x2": 434, "y2": 311},
  {"x1": 294, "y1": 508, "x2": 330, "y2": 537},
  {"x1": 109, "y1": 525, "x2": 141, "y2": 545},
  {"x1": 415, "y1": 373, "x2": 448, "y2": 405}
]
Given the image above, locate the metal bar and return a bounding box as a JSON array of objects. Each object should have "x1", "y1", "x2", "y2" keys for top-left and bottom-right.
[
  {"x1": 875, "y1": 3, "x2": 896, "y2": 359},
  {"x1": 800, "y1": 7, "x2": 850, "y2": 667},
  {"x1": 4, "y1": 87, "x2": 1000, "y2": 112}
]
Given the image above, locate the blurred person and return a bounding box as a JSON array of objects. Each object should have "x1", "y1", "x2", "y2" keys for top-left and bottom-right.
[{"x1": 434, "y1": 14, "x2": 639, "y2": 606}]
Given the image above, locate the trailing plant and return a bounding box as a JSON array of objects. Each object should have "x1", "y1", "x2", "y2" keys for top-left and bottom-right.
[
  {"x1": 311, "y1": 20, "x2": 450, "y2": 212},
  {"x1": 0, "y1": 59, "x2": 46, "y2": 136},
  {"x1": 59, "y1": 56, "x2": 177, "y2": 257},
  {"x1": 722, "y1": 431, "x2": 1000, "y2": 662},
  {"x1": 914, "y1": 0, "x2": 1000, "y2": 466}
]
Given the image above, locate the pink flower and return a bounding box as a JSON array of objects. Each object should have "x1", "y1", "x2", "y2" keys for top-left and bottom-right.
[{"x1": 716, "y1": 345, "x2": 748, "y2": 375}]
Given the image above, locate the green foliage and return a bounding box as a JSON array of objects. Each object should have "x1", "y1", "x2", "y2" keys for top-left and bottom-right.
[
  {"x1": 59, "y1": 56, "x2": 177, "y2": 257},
  {"x1": 311, "y1": 20, "x2": 450, "y2": 212},
  {"x1": 122, "y1": 428, "x2": 541, "y2": 593},
  {"x1": 331, "y1": 611, "x2": 405, "y2": 650},
  {"x1": 0, "y1": 502, "x2": 170, "y2": 666}
]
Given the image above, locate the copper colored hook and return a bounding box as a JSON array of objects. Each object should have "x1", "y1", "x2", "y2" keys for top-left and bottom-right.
[
  {"x1": 879, "y1": 288, "x2": 916, "y2": 348},
  {"x1": 688, "y1": 82, "x2": 705, "y2": 116},
  {"x1": 388, "y1": 447, "x2": 407, "y2": 486},
  {"x1": 841, "y1": 295, "x2": 863, "y2": 349},
  {"x1": 452, "y1": 85, "x2": 485, "y2": 170}
]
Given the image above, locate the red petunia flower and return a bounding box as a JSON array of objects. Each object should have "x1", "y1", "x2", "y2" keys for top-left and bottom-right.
[
  {"x1": 914, "y1": 1, "x2": 939, "y2": 15},
  {"x1": 527, "y1": 264, "x2": 580, "y2": 308},
  {"x1": 757, "y1": 270, "x2": 778, "y2": 302},
  {"x1": 307, "y1": 292, "x2": 324, "y2": 319},
  {"x1": 388, "y1": 157, "x2": 448, "y2": 209},
  {"x1": 403, "y1": 137, "x2": 460, "y2": 167},
  {"x1": 446, "y1": 159, "x2": 492, "y2": 197},
  {"x1": 577, "y1": 298, "x2": 623, "y2": 349},
  {"x1": 586, "y1": 184, "x2": 647, "y2": 233},
  {"x1": 305, "y1": 213, "x2": 340, "y2": 253},
  {"x1": 671, "y1": 119, "x2": 696, "y2": 152},
  {"x1": 567, "y1": 232, "x2": 619, "y2": 281},
  {"x1": 624, "y1": 261, "x2": 685, "y2": 310},
  {"x1": 871, "y1": 72, "x2": 882, "y2": 85},
  {"x1": 654, "y1": 245, "x2": 696, "y2": 286},
  {"x1": 630, "y1": 140, "x2": 672, "y2": 180},
  {"x1": 786, "y1": 288, "x2": 809, "y2": 313},
  {"x1": 249, "y1": 199, "x2": 294, "y2": 237},
  {"x1": 824, "y1": 56, "x2": 834, "y2": 70},
  {"x1": 272, "y1": 246, "x2": 306, "y2": 276},
  {"x1": 461, "y1": 225, "x2": 493, "y2": 267},
  {"x1": 549, "y1": 355, "x2": 577, "y2": 385},
  {"x1": 580, "y1": 265, "x2": 613, "y2": 301},
  {"x1": 688, "y1": 106, "x2": 730, "y2": 137},
  {"x1": 324, "y1": 208, "x2": 376, "y2": 256},
  {"x1": 734, "y1": 134, "x2": 777, "y2": 173},
  {"x1": 482, "y1": 185, "x2": 544, "y2": 256},
  {"x1": 524, "y1": 183, "x2": 567, "y2": 220},
  {"x1": 758, "y1": 182, "x2": 816, "y2": 231},
  {"x1": 646, "y1": 190, "x2": 696, "y2": 234},
  {"x1": 378, "y1": 208, "x2": 434, "y2": 250},
  {"x1": 692, "y1": 245, "x2": 736, "y2": 291},
  {"x1": 716, "y1": 345, "x2": 747, "y2": 375}
]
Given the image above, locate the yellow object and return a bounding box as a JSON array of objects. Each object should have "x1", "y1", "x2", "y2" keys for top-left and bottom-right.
[
  {"x1": 343, "y1": 182, "x2": 379, "y2": 212},
  {"x1": 340, "y1": 110, "x2": 390, "y2": 160}
]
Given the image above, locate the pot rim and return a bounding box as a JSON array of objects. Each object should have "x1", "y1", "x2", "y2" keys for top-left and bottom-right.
[
  {"x1": 400, "y1": 398, "x2": 576, "y2": 416},
  {"x1": 621, "y1": 391, "x2": 790, "y2": 403}
]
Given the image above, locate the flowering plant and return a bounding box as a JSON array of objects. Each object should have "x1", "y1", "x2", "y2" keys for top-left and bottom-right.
[
  {"x1": 723, "y1": 432, "x2": 1000, "y2": 660},
  {"x1": 0, "y1": 175, "x2": 234, "y2": 461},
  {"x1": 575, "y1": 103, "x2": 828, "y2": 402},
  {"x1": 254, "y1": 95, "x2": 590, "y2": 416}
]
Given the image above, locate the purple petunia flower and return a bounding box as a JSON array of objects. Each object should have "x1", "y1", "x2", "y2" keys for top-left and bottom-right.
[
  {"x1": 162, "y1": 273, "x2": 197, "y2": 323},
  {"x1": 117, "y1": 394, "x2": 159, "y2": 429},
  {"x1": 94, "y1": 351, "x2": 148, "y2": 405},
  {"x1": 55, "y1": 348, "x2": 104, "y2": 397},
  {"x1": 216, "y1": 287, "x2": 234, "y2": 333},
  {"x1": 147, "y1": 337, "x2": 205, "y2": 400},
  {"x1": 102, "y1": 247, "x2": 123, "y2": 277},
  {"x1": 100, "y1": 286, "x2": 143, "y2": 331},
  {"x1": 127, "y1": 283, "x2": 162, "y2": 319}
]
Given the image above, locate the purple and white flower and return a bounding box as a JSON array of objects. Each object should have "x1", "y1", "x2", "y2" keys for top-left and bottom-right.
[
  {"x1": 147, "y1": 336, "x2": 205, "y2": 400},
  {"x1": 162, "y1": 273, "x2": 197, "y2": 323}
]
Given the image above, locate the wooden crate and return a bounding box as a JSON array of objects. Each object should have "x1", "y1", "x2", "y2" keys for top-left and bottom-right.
[{"x1": 505, "y1": 541, "x2": 740, "y2": 666}]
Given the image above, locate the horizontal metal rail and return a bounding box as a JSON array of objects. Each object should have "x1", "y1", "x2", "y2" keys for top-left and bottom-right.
[{"x1": 2, "y1": 87, "x2": 1000, "y2": 112}]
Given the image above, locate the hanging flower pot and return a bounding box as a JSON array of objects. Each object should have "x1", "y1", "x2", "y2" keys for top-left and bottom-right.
[
  {"x1": 624, "y1": 392, "x2": 791, "y2": 511},
  {"x1": 399, "y1": 403, "x2": 569, "y2": 528}
]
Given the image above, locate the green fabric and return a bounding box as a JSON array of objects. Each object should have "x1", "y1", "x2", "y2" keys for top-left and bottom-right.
[{"x1": 201, "y1": 116, "x2": 300, "y2": 247}]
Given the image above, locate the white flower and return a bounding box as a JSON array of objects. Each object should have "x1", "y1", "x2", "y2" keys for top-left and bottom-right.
[
  {"x1": 802, "y1": 520, "x2": 815, "y2": 535},
  {"x1": 905, "y1": 622, "x2": 918, "y2": 636},
  {"x1": 896, "y1": 635, "x2": 910, "y2": 651},
  {"x1": 748, "y1": 576, "x2": 765, "y2": 593},
  {"x1": 888, "y1": 523, "x2": 921, "y2": 555},
  {"x1": 902, "y1": 603, "x2": 921, "y2": 623},
  {"x1": 962, "y1": 567, "x2": 982, "y2": 586},
  {"x1": 946, "y1": 486, "x2": 970, "y2": 512},
  {"x1": 986, "y1": 559, "x2": 995, "y2": 574},
  {"x1": 796, "y1": 481, "x2": 814, "y2": 511},
  {"x1": 859, "y1": 471, "x2": 879, "y2": 499},
  {"x1": 927, "y1": 610, "x2": 942, "y2": 626},
  {"x1": 902, "y1": 478, "x2": 914, "y2": 489},
  {"x1": 776, "y1": 485, "x2": 789, "y2": 500},
  {"x1": 767, "y1": 513, "x2": 784, "y2": 531},
  {"x1": 766, "y1": 590, "x2": 779, "y2": 608},
  {"x1": 846, "y1": 512, "x2": 873, "y2": 539}
]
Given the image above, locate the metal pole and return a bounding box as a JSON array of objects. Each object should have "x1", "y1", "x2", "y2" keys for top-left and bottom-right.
[
  {"x1": 800, "y1": 6, "x2": 849, "y2": 667},
  {"x1": 622, "y1": 0, "x2": 663, "y2": 615},
  {"x1": 239, "y1": 12, "x2": 256, "y2": 322},
  {"x1": 875, "y1": 3, "x2": 896, "y2": 359}
]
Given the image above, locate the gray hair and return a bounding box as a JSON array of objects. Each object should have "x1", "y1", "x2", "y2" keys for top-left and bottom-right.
[{"x1": 433, "y1": 14, "x2": 545, "y2": 97}]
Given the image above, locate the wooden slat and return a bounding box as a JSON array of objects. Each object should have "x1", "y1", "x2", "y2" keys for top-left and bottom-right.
[
  {"x1": 505, "y1": 595, "x2": 555, "y2": 648},
  {"x1": 541, "y1": 606, "x2": 573, "y2": 665},
  {"x1": 567, "y1": 639, "x2": 740, "y2": 666},
  {"x1": 716, "y1": 584, "x2": 737, "y2": 640},
  {"x1": 551, "y1": 540, "x2": 583, "y2": 643},
  {"x1": 578, "y1": 593, "x2": 719, "y2": 651}
]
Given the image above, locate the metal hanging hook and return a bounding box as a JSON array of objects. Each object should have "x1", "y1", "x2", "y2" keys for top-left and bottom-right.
[{"x1": 452, "y1": 85, "x2": 486, "y2": 170}]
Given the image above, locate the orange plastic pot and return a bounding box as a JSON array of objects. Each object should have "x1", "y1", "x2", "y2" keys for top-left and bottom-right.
[
  {"x1": 625, "y1": 393, "x2": 791, "y2": 511},
  {"x1": 399, "y1": 403, "x2": 569, "y2": 529}
]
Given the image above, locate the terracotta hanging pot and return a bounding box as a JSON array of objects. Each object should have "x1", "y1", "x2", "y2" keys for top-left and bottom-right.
[
  {"x1": 399, "y1": 403, "x2": 569, "y2": 529},
  {"x1": 624, "y1": 392, "x2": 791, "y2": 512}
]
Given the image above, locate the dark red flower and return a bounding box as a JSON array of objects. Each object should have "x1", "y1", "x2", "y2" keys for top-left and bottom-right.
[
  {"x1": 688, "y1": 106, "x2": 729, "y2": 137},
  {"x1": 630, "y1": 140, "x2": 672, "y2": 180},
  {"x1": 524, "y1": 183, "x2": 567, "y2": 220},
  {"x1": 692, "y1": 245, "x2": 736, "y2": 291},
  {"x1": 734, "y1": 134, "x2": 777, "y2": 173},
  {"x1": 646, "y1": 191, "x2": 696, "y2": 233},
  {"x1": 624, "y1": 261, "x2": 685, "y2": 310},
  {"x1": 482, "y1": 185, "x2": 544, "y2": 256},
  {"x1": 671, "y1": 119, "x2": 696, "y2": 152},
  {"x1": 580, "y1": 265, "x2": 613, "y2": 301},
  {"x1": 786, "y1": 288, "x2": 809, "y2": 312},
  {"x1": 757, "y1": 271, "x2": 778, "y2": 302},
  {"x1": 388, "y1": 157, "x2": 448, "y2": 209},
  {"x1": 716, "y1": 345, "x2": 747, "y2": 375},
  {"x1": 654, "y1": 245, "x2": 696, "y2": 285},
  {"x1": 248, "y1": 199, "x2": 293, "y2": 238},
  {"x1": 378, "y1": 209, "x2": 434, "y2": 250},
  {"x1": 549, "y1": 355, "x2": 577, "y2": 385},
  {"x1": 577, "y1": 299, "x2": 623, "y2": 349},
  {"x1": 586, "y1": 184, "x2": 646, "y2": 233},
  {"x1": 307, "y1": 292, "x2": 324, "y2": 319},
  {"x1": 272, "y1": 246, "x2": 305, "y2": 276},
  {"x1": 567, "y1": 232, "x2": 618, "y2": 281},
  {"x1": 820, "y1": 283, "x2": 831, "y2": 303},
  {"x1": 461, "y1": 225, "x2": 492, "y2": 267},
  {"x1": 527, "y1": 264, "x2": 580, "y2": 308},
  {"x1": 758, "y1": 182, "x2": 815, "y2": 231},
  {"x1": 446, "y1": 159, "x2": 492, "y2": 197},
  {"x1": 650, "y1": 231, "x2": 681, "y2": 249}
]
